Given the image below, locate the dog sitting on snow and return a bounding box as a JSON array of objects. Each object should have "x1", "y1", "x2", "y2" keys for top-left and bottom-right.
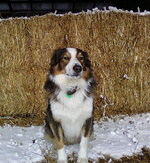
[{"x1": 44, "y1": 47, "x2": 96, "y2": 163}]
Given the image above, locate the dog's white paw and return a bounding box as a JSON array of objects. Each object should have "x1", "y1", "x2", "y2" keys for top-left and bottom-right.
[
  {"x1": 57, "y1": 160, "x2": 68, "y2": 163},
  {"x1": 57, "y1": 147, "x2": 68, "y2": 163},
  {"x1": 77, "y1": 158, "x2": 88, "y2": 163}
]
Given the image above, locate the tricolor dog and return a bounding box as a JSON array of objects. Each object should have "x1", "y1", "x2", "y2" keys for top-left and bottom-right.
[{"x1": 44, "y1": 47, "x2": 96, "y2": 163}]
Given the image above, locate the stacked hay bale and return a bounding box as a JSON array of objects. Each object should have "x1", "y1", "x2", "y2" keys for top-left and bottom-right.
[{"x1": 0, "y1": 9, "x2": 150, "y2": 125}]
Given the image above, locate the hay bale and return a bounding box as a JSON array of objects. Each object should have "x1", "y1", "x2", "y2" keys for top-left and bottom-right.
[
  {"x1": 0, "y1": 19, "x2": 34, "y2": 117},
  {"x1": 0, "y1": 9, "x2": 150, "y2": 125}
]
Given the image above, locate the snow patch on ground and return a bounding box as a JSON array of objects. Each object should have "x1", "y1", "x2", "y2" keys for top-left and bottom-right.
[{"x1": 0, "y1": 113, "x2": 150, "y2": 162}]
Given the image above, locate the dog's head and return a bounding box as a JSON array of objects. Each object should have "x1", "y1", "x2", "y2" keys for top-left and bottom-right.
[{"x1": 50, "y1": 47, "x2": 92, "y2": 80}]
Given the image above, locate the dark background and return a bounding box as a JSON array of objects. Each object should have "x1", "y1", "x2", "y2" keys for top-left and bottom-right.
[{"x1": 0, "y1": 0, "x2": 150, "y2": 18}]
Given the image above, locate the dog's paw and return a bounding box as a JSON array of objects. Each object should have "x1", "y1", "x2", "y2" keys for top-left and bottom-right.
[
  {"x1": 57, "y1": 159, "x2": 68, "y2": 163},
  {"x1": 57, "y1": 147, "x2": 68, "y2": 163},
  {"x1": 77, "y1": 158, "x2": 88, "y2": 163}
]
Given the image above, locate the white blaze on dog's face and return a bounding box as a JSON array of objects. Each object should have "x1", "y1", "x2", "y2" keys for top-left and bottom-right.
[
  {"x1": 65, "y1": 47, "x2": 83, "y2": 79},
  {"x1": 50, "y1": 47, "x2": 91, "y2": 83}
]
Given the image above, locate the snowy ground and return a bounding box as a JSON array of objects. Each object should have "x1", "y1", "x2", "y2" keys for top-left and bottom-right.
[{"x1": 0, "y1": 113, "x2": 150, "y2": 163}]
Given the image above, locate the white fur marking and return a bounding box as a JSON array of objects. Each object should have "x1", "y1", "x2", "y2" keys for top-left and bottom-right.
[
  {"x1": 67, "y1": 47, "x2": 77, "y2": 56},
  {"x1": 51, "y1": 97, "x2": 93, "y2": 142},
  {"x1": 49, "y1": 74, "x2": 93, "y2": 143},
  {"x1": 66, "y1": 48, "x2": 82, "y2": 78},
  {"x1": 51, "y1": 74, "x2": 87, "y2": 94},
  {"x1": 57, "y1": 146, "x2": 67, "y2": 162},
  {"x1": 78, "y1": 136, "x2": 88, "y2": 163}
]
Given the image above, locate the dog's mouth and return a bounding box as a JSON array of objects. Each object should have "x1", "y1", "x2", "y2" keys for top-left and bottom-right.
[{"x1": 66, "y1": 73, "x2": 82, "y2": 79}]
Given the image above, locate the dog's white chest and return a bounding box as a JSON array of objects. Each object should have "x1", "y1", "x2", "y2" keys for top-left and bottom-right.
[{"x1": 50, "y1": 96, "x2": 93, "y2": 142}]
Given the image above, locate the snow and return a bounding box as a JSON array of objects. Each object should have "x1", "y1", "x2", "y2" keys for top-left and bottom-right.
[
  {"x1": 0, "y1": 113, "x2": 150, "y2": 162},
  {"x1": 123, "y1": 74, "x2": 130, "y2": 79}
]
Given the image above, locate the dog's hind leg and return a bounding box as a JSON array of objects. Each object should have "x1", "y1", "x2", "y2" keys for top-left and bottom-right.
[
  {"x1": 56, "y1": 127, "x2": 67, "y2": 163},
  {"x1": 45, "y1": 105, "x2": 68, "y2": 163},
  {"x1": 49, "y1": 122, "x2": 67, "y2": 163},
  {"x1": 77, "y1": 117, "x2": 93, "y2": 163}
]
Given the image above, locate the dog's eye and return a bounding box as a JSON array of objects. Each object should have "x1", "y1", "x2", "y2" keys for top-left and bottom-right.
[
  {"x1": 63, "y1": 57, "x2": 70, "y2": 60},
  {"x1": 79, "y1": 57, "x2": 84, "y2": 61}
]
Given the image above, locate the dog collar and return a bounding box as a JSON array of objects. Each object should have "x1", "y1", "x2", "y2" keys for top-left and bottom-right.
[{"x1": 66, "y1": 86, "x2": 77, "y2": 98}]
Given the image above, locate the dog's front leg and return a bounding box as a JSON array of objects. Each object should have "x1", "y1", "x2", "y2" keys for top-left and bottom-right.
[
  {"x1": 57, "y1": 145, "x2": 67, "y2": 163},
  {"x1": 78, "y1": 135, "x2": 89, "y2": 163},
  {"x1": 77, "y1": 117, "x2": 93, "y2": 163}
]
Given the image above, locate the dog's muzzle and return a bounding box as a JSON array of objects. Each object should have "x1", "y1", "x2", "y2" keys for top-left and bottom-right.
[
  {"x1": 73, "y1": 65, "x2": 82, "y2": 73},
  {"x1": 66, "y1": 63, "x2": 83, "y2": 79}
]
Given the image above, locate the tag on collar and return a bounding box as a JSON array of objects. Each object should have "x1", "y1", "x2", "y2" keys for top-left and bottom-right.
[{"x1": 66, "y1": 93, "x2": 73, "y2": 98}]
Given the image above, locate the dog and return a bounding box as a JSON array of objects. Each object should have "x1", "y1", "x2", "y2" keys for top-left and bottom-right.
[{"x1": 44, "y1": 47, "x2": 96, "y2": 163}]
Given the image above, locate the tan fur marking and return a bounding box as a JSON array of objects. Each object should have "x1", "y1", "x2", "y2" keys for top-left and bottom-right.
[
  {"x1": 63, "y1": 52, "x2": 71, "y2": 62},
  {"x1": 82, "y1": 67, "x2": 90, "y2": 81},
  {"x1": 77, "y1": 52, "x2": 84, "y2": 64},
  {"x1": 52, "y1": 52, "x2": 71, "y2": 77},
  {"x1": 82, "y1": 126, "x2": 86, "y2": 137},
  {"x1": 77, "y1": 52, "x2": 90, "y2": 81},
  {"x1": 50, "y1": 123, "x2": 64, "y2": 150},
  {"x1": 52, "y1": 64, "x2": 66, "y2": 76}
]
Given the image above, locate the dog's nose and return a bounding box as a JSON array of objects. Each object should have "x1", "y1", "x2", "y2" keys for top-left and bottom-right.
[{"x1": 73, "y1": 65, "x2": 82, "y2": 73}]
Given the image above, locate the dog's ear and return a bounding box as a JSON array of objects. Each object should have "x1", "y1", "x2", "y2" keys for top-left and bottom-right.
[{"x1": 50, "y1": 48, "x2": 66, "y2": 66}]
